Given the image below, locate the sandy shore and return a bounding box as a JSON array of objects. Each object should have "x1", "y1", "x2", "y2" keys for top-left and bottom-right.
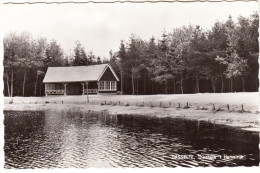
[
  {"x1": 4, "y1": 93, "x2": 260, "y2": 132},
  {"x1": 4, "y1": 92, "x2": 259, "y2": 132}
]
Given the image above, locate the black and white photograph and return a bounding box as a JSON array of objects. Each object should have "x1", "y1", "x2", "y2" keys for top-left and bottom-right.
[{"x1": 1, "y1": 0, "x2": 259, "y2": 171}]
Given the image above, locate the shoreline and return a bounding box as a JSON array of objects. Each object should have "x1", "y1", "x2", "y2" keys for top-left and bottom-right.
[
  {"x1": 4, "y1": 101, "x2": 259, "y2": 132},
  {"x1": 4, "y1": 93, "x2": 259, "y2": 132}
]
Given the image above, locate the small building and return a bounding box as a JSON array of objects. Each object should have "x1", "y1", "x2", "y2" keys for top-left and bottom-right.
[{"x1": 42, "y1": 64, "x2": 119, "y2": 96}]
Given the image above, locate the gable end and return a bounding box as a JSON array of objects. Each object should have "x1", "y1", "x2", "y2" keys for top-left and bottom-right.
[
  {"x1": 98, "y1": 65, "x2": 119, "y2": 81},
  {"x1": 99, "y1": 66, "x2": 118, "y2": 81}
]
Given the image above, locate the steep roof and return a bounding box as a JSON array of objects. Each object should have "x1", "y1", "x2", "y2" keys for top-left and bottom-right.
[{"x1": 43, "y1": 64, "x2": 119, "y2": 83}]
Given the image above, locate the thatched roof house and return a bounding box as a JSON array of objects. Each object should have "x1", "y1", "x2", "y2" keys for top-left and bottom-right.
[{"x1": 43, "y1": 64, "x2": 119, "y2": 96}]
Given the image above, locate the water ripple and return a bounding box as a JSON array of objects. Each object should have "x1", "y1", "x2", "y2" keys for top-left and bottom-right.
[{"x1": 4, "y1": 110, "x2": 259, "y2": 168}]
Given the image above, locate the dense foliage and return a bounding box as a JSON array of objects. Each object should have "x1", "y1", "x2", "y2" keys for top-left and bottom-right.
[
  {"x1": 3, "y1": 35, "x2": 102, "y2": 97},
  {"x1": 114, "y1": 13, "x2": 259, "y2": 95},
  {"x1": 3, "y1": 12, "x2": 258, "y2": 96}
]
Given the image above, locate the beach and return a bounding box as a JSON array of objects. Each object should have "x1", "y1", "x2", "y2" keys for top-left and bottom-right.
[{"x1": 4, "y1": 92, "x2": 259, "y2": 132}]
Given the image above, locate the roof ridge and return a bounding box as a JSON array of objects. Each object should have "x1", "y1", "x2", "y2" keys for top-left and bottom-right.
[{"x1": 48, "y1": 64, "x2": 108, "y2": 68}]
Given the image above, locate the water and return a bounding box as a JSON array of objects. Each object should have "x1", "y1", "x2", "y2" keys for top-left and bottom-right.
[{"x1": 4, "y1": 110, "x2": 259, "y2": 168}]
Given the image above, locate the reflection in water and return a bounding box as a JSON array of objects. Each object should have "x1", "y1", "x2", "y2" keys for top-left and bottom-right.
[{"x1": 4, "y1": 110, "x2": 259, "y2": 168}]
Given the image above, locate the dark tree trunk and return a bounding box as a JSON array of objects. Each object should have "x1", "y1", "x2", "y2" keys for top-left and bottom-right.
[
  {"x1": 5, "y1": 67, "x2": 11, "y2": 97},
  {"x1": 125, "y1": 75, "x2": 128, "y2": 94},
  {"x1": 211, "y1": 77, "x2": 216, "y2": 93},
  {"x1": 165, "y1": 81, "x2": 168, "y2": 94},
  {"x1": 39, "y1": 76, "x2": 42, "y2": 96},
  {"x1": 143, "y1": 74, "x2": 146, "y2": 95},
  {"x1": 151, "y1": 80, "x2": 154, "y2": 94},
  {"x1": 131, "y1": 70, "x2": 134, "y2": 95},
  {"x1": 173, "y1": 79, "x2": 176, "y2": 94},
  {"x1": 205, "y1": 79, "x2": 208, "y2": 92},
  {"x1": 192, "y1": 78, "x2": 195, "y2": 93},
  {"x1": 121, "y1": 70, "x2": 123, "y2": 94},
  {"x1": 136, "y1": 78, "x2": 139, "y2": 95},
  {"x1": 34, "y1": 73, "x2": 39, "y2": 96},
  {"x1": 242, "y1": 77, "x2": 245, "y2": 92},
  {"x1": 230, "y1": 78, "x2": 233, "y2": 93},
  {"x1": 194, "y1": 79, "x2": 197, "y2": 93},
  {"x1": 221, "y1": 76, "x2": 224, "y2": 93},
  {"x1": 23, "y1": 70, "x2": 26, "y2": 97},
  {"x1": 11, "y1": 69, "x2": 14, "y2": 97},
  {"x1": 220, "y1": 64, "x2": 224, "y2": 93},
  {"x1": 196, "y1": 75, "x2": 199, "y2": 93},
  {"x1": 180, "y1": 77, "x2": 184, "y2": 94}
]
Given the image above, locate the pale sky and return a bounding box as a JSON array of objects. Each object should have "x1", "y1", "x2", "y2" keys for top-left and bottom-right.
[{"x1": 2, "y1": 1, "x2": 258, "y2": 59}]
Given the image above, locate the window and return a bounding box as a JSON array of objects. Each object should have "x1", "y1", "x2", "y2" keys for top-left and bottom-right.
[
  {"x1": 46, "y1": 83, "x2": 64, "y2": 90},
  {"x1": 99, "y1": 81, "x2": 105, "y2": 90},
  {"x1": 111, "y1": 81, "x2": 116, "y2": 90},
  {"x1": 49, "y1": 84, "x2": 55, "y2": 90},
  {"x1": 105, "y1": 81, "x2": 110, "y2": 90},
  {"x1": 99, "y1": 81, "x2": 116, "y2": 90}
]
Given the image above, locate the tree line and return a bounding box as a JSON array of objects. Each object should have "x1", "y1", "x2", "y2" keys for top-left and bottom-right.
[
  {"x1": 111, "y1": 12, "x2": 259, "y2": 95},
  {"x1": 3, "y1": 34, "x2": 104, "y2": 97},
  {"x1": 3, "y1": 12, "x2": 258, "y2": 96}
]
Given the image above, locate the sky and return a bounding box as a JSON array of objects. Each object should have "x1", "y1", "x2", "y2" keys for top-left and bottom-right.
[{"x1": 2, "y1": 1, "x2": 259, "y2": 59}]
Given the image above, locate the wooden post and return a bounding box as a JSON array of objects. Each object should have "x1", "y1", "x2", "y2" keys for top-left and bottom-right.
[
  {"x1": 45, "y1": 84, "x2": 48, "y2": 96},
  {"x1": 115, "y1": 81, "x2": 117, "y2": 93},
  {"x1": 63, "y1": 83, "x2": 68, "y2": 96},
  {"x1": 97, "y1": 81, "x2": 99, "y2": 94},
  {"x1": 86, "y1": 81, "x2": 89, "y2": 103},
  {"x1": 81, "y1": 82, "x2": 85, "y2": 95},
  {"x1": 212, "y1": 104, "x2": 215, "y2": 110}
]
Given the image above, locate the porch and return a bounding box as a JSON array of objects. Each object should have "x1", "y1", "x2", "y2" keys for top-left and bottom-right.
[
  {"x1": 45, "y1": 89, "x2": 98, "y2": 95},
  {"x1": 45, "y1": 81, "x2": 117, "y2": 96},
  {"x1": 45, "y1": 82, "x2": 98, "y2": 96}
]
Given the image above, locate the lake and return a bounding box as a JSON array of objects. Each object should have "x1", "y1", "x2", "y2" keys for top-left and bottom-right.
[{"x1": 4, "y1": 110, "x2": 259, "y2": 168}]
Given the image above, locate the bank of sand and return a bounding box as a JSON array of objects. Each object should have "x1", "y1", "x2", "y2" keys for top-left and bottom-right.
[{"x1": 4, "y1": 92, "x2": 260, "y2": 132}]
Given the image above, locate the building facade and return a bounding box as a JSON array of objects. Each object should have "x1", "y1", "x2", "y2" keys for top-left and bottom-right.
[{"x1": 42, "y1": 64, "x2": 119, "y2": 96}]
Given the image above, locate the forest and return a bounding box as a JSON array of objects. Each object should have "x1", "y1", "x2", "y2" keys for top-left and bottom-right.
[{"x1": 3, "y1": 12, "x2": 259, "y2": 97}]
